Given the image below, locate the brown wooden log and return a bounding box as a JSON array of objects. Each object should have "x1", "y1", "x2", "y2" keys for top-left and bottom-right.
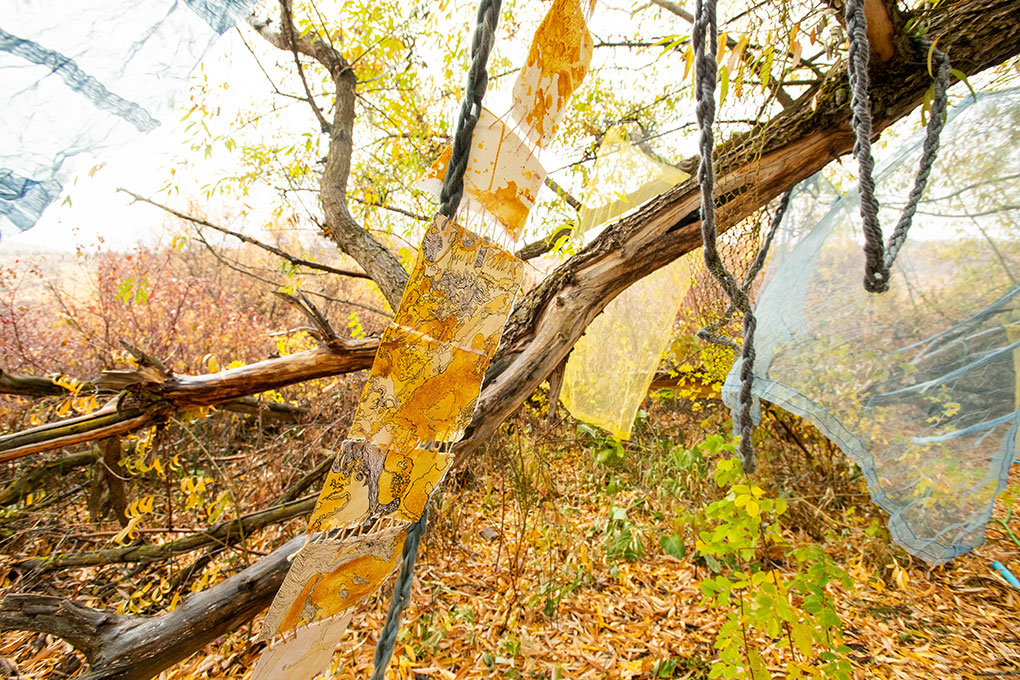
[
  {"x1": 0, "y1": 534, "x2": 304, "y2": 680},
  {"x1": 0, "y1": 340, "x2": 378, "y2": 462}
]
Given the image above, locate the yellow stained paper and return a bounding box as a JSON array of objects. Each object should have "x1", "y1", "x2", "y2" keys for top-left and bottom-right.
[
  {"x1": 306, "y1": 439, "x2": 452, "y2": 533},
  {"x1": 251, "y1": 612, "x2": 352, "y2": 680},
  {"x1": 578, "y1": 127, "x2": 690, "y2": 236},
  {"x1": 561, "y1": 129, "x2": 694, "y2": 440},
  {"x1": 259, "y1": 527, "x2": 406, "y2": 640},
  {"x1": 419, "y1": 110, "x2": 546, "y2": 240},
  {"x1": 350, "y1": 215, "x2": 524, "y2": 447},
  {"x1": 349, "y1": 325, "x2": 490, "y2": 446},
  {"x1": 509, "y1": 0, "x2": 594, "y2": 147},
  {"x1": 395, "y1": 215, "x2": 524, "y2": 355}
]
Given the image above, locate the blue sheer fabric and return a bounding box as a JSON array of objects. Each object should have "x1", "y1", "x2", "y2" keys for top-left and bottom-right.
[
  {"x1": 0, "y1": 0, "x2": 258, "y2": 238},
  {"x1": 725, "y1": 90, "x2": 1020, "y2": 564}
]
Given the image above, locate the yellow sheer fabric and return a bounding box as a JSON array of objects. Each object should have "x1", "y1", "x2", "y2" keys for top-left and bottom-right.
[{"x1": 561, "y1": 129, "x2": 696, "y2": 439}]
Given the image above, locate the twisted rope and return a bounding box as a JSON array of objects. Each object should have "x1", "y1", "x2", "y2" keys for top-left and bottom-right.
[
  {"x1": 438, "y1": 0, "x2": 503, "y2": 219},
  {"x1": 844, "y1": 0, "x2": 951, "y2": 292},
  {"x1": 369, "y1": 508, "x2": 429, "y2": 680},
  {"x1": 692, "y1": 0, "x2": 762, "y2": 473},
  {"x1": 371, "y1": 1, "x2": 502, "y2": 676}
]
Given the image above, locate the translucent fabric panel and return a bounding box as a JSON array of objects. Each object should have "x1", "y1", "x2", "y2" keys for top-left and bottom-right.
[
  {"x1": 0, "y1": 0, "x2": 254, "y2": 236},
  {"x1": 561, "y1": 129, "x2": 692, "y2": 439},
  {"x1": 577, "y1": 128, "x2": 690, "y2": 236},
  {"x1": 724, "y1": 90, "x2": 1020, "y2": 565},
  {"x1": 562, "y1": 254, "x2": 698, "y2": 439}
]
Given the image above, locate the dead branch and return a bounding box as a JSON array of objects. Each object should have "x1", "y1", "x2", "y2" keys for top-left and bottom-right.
[{"x1": 14, "y1": 495, "x2": 315, "y2": 572}]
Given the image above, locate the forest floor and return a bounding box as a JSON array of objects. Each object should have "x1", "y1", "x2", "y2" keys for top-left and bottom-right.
[{"x1": 5, "y1": 411, "x2": 1018, "y2": 680}]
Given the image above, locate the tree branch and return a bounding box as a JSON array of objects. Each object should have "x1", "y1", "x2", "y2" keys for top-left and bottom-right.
[
  {"x1": 250, "y1": 12, "x2": 410, "y2": 309},
  {"x1": 120, "y1": 190, "x2": 373, "y2": 281},
  {"x1": 15, "y1": 495, "x2": 316, "y2": 572},
  {"x1": 454, "y1": 0, "x2": 1020, "y2": 458},
  {"x1": 0, "y1": 533, "x2": 305, "y2": 680},
  {"x1": 279, "y1": 0, "x2": 333, "y2": 133},
  {"x1": 0, "y1": 340, "x2": 378, "y2": 461}
]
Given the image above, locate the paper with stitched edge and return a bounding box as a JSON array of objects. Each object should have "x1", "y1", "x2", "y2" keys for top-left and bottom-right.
[
  {"x1": 251, "y1": 611, "x2": 352, "y2": 680},
  {"x1": 306, "y1": 439, "x2": 453, "y2": 533},
  {"x1": 418, "y1": 110, "x2": 546, "y2": 240},
  {"x1": 509, "y1": 0, "x2": 594, "y2": 148},
  {"x1": 259, "y1": 526, "x2": 406, "y2": 640}
]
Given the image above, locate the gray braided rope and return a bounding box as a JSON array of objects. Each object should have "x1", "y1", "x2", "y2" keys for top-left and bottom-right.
[
  {"x1": 844, "y1": 0, "x2": 951, "y2": 292},
  {"x1": 438, "y1": 0, "x2": 503, "y2": 219},
  {"x1": 369, "y1": 508, "x2": 430, "y2": 680},
  {"x1": 370, "y1": 2, "x2": 501, "y2": 675},
  {"x1": 692, "y1": 0, "x2": 757, "y2": 473}
]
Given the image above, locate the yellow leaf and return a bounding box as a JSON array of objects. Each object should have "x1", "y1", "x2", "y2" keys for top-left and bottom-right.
[{"x1": 114, "y1": 515, "x2": 143, "y2": 545}]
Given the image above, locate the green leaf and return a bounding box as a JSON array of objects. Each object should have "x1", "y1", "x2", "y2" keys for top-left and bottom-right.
[
  {"x1": 792, "y1": 622, "x2": 814, "y2": 657},
  {"x1": 660, "y1": 532, "x2": 687, "y2": 559}
]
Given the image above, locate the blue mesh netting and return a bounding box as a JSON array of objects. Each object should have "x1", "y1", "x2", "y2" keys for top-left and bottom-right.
[
  {"x1": 0, "y1": 0, "x2": 258, "y2": 238},
  {"x1": 724, "y1": 89, "x2": 1020, "y2": 565}
]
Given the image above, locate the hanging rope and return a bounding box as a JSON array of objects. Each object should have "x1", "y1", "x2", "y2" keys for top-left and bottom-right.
[
  {"x1": 370, "y1": 1, "x2": 502, "y2": 676},
  {"x1": 691, "y1": 0, "x2": 764, "y2": 473},
  {"x1": 697, "y1": 190, "x2": 791, "y2": 352},
  {"x1": 369, "y1": 507, "x2": 430, "y2": 680},
  {"x1": 844, "y1": 0, "x2": 952, "y2": 293},
  {"x1": 438, "y1": 0, "x2": 503, "y2": 219}
]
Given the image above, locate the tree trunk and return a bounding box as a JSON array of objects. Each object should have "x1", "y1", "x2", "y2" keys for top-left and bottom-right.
[{"x1": 2, "y1": 0, "x2": 1019, "y2": 677}]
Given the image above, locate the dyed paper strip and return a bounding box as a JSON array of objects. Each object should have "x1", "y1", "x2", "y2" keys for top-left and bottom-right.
[
  {"x1": 306, "y1": 439, "x2": 452, "y2": 533},
  {"x1": 251, "y1": 612, "x2": 352, "y2": 680},
  {"x1": 509, "y1": 0, "x2": 594, "y2": 148},
  {"x1": 419, "y1": 110, "x2": 546, "y2": 240},
  {"x1": 260, "y1": 526, "x2": 406, "y2": 640}
]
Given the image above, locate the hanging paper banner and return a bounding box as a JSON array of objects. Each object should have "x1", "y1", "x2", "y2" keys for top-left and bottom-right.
[
  {"x1": 509, "y1": 0, "x2": 594, "y2": 148},
  {"x1": 348, "y1": 325, "x2": 491, "y2": 446},
  {"x1": 258, "y1": 217, "x2": 524, "y2": 665},
  {"x1": 419, "y1": 109, "x2": 546, "y2": 241},
  {"x1": 395, "y1": 216, "x2": 525, "y2": 356},
  {"x1": 251, "y1": 612, "x2": 352, "y2": 680},
  {"x1": 306, "y1": 439, "x2": 452, "y2": 533},
  {"x1": 260, "y1": 526, "x2": 406, "y2": 640},
  {"x1": 350, "y1": 215, "x2": 524, "y2": 446},
  {"x1": 256, "y1": 1, "x2": 592, "y2": 672}
]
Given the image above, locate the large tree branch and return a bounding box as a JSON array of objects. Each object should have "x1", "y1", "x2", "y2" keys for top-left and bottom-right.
[
  {"x1": 250, "y1": 13, "x2": 410, "y2": 310},
  {"x1": 0, "y1": 340, "x2": 377, "y2": 461},
  {"x1": 0, "y1": 534, "x2": 305, "y2": 680},
  {"x1": 454, "y1": 0, "x2": 1020, "y2": 457}
]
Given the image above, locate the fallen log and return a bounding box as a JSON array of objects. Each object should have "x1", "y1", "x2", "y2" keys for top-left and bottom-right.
[
  {"x1": 0, "y1": 534, "x2": 304, "y2": 680},
  {"x1": 0, "y1": 339, "x2": 378, "y2": 462}
]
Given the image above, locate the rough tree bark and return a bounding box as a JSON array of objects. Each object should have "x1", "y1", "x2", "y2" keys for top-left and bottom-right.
[
  {"x1": 2, "y1": 0, "x2": 1019, "y2": 678},
  {"x1": 0, "y1": 339, "x2": 377, "y2": 462},
  {"x1": 0, "y1": 535, "x2": 306, "y2": 680}
]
